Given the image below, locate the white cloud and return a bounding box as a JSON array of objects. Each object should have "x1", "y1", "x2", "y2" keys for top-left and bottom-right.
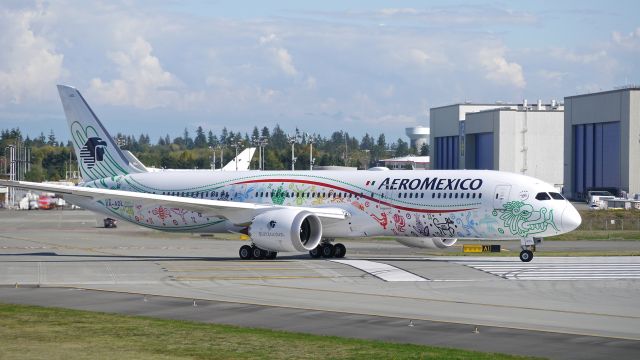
[
  {"x1": 0, "y1": 6, "x2": 64, "y2": 104},
  {"x1": 272, "y1": 47, "x2": 298, "y2": 76},
  {"x1": 538, "y1": 70, "x2": 568, "y2": 83},
  {"x1": 477, "y1": 48, "x2": 526, "y2": 88},
  {"x1": 549, "y1": 48, "x2": 607, "y2": 63},
  {"x1": 88, "y1": 37, "x2": 184, "y2": 109},
  {"x1": 612, "y1": 27, "x2": 640, "y2": 51}
]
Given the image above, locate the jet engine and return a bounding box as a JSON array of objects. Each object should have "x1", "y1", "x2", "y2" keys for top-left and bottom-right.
[
  {"x1": 395, "y1": 237, "x2": 457, "y2": 250},
  {"x1": 249, "y1": 209, "x2": 322, "y2": 252}
]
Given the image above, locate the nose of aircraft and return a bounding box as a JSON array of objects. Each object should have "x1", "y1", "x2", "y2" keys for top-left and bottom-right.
[{"x1": 561, "y1": 203, "x2": 582, "y2": 232}]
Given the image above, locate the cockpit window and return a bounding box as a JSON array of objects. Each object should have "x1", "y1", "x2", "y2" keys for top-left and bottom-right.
[
  {"x1": 549, "y1": 192, "x2": 565, "y2": 200},
  {"x1": 535, "y1": 192, "x2": 551, "y2": 200}
]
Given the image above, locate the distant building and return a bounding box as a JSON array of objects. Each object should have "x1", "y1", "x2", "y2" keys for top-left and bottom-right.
[
  {"x1": 405, "y1": 126, "x2": 429, "y2": 152},
  {"x1": 430, "y1": 101, "x2": 564, "y2": 189},
  {"x1": 381, "y1": 156, "x2": 430, "y2": 170},
  {"x1": 563, "y1": 87, "x2": 640, "y2": 199}
]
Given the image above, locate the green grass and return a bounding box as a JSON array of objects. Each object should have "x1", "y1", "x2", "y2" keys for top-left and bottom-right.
[{"x1": 0, "y1": 303, "x2": 540, "y2": 360}]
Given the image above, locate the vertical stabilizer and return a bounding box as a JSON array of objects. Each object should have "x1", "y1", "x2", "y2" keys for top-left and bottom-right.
[
  {"x1": 57, "y1": 85, "x2": 145, "y2": 181},
  {"x1": 221, "y1": 147, "x2": 257, "y2": 171}
]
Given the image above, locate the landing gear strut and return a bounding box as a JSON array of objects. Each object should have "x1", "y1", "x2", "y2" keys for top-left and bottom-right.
[
  {"x1": 519, "y1": 237, "x2": 539, "y2": 262},
  {"x1": 239, "y1": 245, "x2": 277, "y2": 260},
  {"x1": 309, "y1": 241, "x2": 346, "y2": 259}
]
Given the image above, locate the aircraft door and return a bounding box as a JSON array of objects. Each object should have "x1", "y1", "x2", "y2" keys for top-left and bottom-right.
[{"x1": 493, "y1": 185, "x2": 511, "y2": 209}]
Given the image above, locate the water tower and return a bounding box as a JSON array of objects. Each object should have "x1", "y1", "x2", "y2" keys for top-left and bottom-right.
[{"x1": 405, "y1": 126, "x2": 430, "y2": 151}]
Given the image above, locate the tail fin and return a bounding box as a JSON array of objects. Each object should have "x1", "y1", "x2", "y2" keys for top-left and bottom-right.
[
  {"x1": 221, "y1": 147, "x2": 256, "y2": 171},
  {"x1": 57, "y1": 85, "x2": 146, "y2": 181}
]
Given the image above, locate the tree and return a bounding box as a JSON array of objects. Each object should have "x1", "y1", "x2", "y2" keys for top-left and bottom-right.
[
  {"x1": 360, "y1": 133, "x2": 374, "y2": 150},
  {"x1": 47, "y1": 129, "x2": 56, "y2": 146},
  {"x1": 395, "y1": 138, "x2": 410, "y2": 157},
  {"x1": 420, "y1": 143, "x2": 429, "y2": 156},
  {"x1": 194, "y1": 126, "x2": 207, "y2": 148},
  {"x1": 183, "y1": 128, "x2": 194, "y2": 149},
  {"x1": 207, "y1": 130, "x2": 217, "y2": 146},
  {"x1": 220, "y1": 127, "x2": 229, "y2": 145}
]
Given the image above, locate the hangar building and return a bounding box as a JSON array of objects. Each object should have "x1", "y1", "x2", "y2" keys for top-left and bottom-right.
[
  {"x1": 563, "y1": 87, "x2": 640, "y2": 199},
  {"x1": 430, "y1": 101, "x2": 564, "y2": 189}
]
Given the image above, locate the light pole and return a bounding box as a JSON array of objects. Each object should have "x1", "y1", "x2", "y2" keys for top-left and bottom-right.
[
  {"x1": 209, "y1": 146, "x2": 215, "y2": 170},
  {"x1": 232, "y1": 141, "x2": 243, "y2": 171},
  {"x1": 306, "y1": 133, "x2": 316, "y2": 170},
  {"x1": 287, "y1": 134, "x2": 298, "y2": 171}
]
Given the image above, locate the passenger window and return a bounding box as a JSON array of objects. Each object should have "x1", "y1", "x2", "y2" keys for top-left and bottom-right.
[
  {"x1": 535, "y1": 192, "x2": 551, "y2": 201},
  {"x1": 479, "y1": 193, "x2": 482, "y2": 199},
  {"x1": 549, "y1": 192, "x2": 565, "y2": 200},
  {"x1": 437, "y1": 193, "x2": 441, "y2": 199},
  {"x1": 472, "y1": 193, "x2": 476, "y2": 199},
  {"x1": 432, "y1": 193, "x2": 435, "y2": 198},
  {"x1": 398, "y1": 193, "x2": 402, "y2": 198}
]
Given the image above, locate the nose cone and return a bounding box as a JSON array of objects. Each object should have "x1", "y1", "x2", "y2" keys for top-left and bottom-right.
[{"x1": 561, "y1": 203, "x2": 582, "y2": 232}]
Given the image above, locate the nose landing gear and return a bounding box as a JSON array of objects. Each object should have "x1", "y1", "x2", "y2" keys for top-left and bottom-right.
[{"x1": 519, "y1": 237, "x2": 542, "y2": 262}]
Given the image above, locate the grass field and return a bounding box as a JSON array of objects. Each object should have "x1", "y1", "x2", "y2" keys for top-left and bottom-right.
[{"x1": 0, "y1": 303, "x2": 540, "y2": 360}]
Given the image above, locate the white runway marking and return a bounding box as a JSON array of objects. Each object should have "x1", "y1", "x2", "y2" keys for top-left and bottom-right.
[
  {"x1": 331, "y1": 260, "x2": 428, "y2": 282},
  {"x1": 456, "y1": 259, "x2": 640, "y2": 280}
]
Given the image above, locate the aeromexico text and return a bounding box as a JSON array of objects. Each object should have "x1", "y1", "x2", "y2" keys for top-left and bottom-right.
[{"x1": 378, "y1": 177, "x2": 483, "y2": 191}]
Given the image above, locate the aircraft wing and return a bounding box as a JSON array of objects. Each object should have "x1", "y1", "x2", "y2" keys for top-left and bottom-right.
[{"x1": 0, "y1": 180, "x2": 350, "y2": 224}]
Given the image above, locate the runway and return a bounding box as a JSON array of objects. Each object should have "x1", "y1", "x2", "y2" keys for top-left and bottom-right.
[{"x1": 1, "y1": 210, "x2": 640, "y2": 359}]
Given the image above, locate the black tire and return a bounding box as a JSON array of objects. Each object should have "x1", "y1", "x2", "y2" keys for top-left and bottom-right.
[
  {"x1": 265, "y1": 251, "x2": 278, "y2": 260},
  {"x1": 239, "y1": 245, "x2": 252, "y2": 260},
  {"x1": 252, "y1": 247, "x2": 265, "y2": 260},
  {"x1": 333, "y1": 243, "x2": 346, "y2": 258},
  {"x1": 321, "y1": 243, "x2": 335, "y2": 258},
  {"x1": 519, "y1": 250, "x2": 533, "y2": 262},
  {"x1": 309, "y1": 246, "x2": 322, "y2": 258}
]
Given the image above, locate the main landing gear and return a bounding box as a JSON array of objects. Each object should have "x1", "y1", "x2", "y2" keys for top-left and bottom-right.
[
  {"x1": 309, "y1": 242, "x2": 346, "y2": 259},
  {"x1": 239, "y1": 245, "x2": 277, "y2": 260},
  {"x1": 519, "y1": 237, "x2": 541, "y2": 262}
]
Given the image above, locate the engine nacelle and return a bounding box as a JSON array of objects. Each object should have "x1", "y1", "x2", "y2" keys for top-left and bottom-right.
[
  {"x1": 395, "y1": 237, "x2": 457, "y2": 250},
  {"x1": 249, "y1": 209, "x2": 322, "y2": 252}
]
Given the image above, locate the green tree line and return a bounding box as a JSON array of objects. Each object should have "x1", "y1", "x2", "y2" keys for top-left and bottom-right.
[{"x1": 1, "y1": 126, "x2": 429, "y2": 182}]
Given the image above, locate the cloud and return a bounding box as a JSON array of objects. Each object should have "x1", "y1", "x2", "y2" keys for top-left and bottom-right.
[
  {"x1": 323, "y1": 5, "x2": 537, "y2": 26},
  {"x1": 612, "y1": 27, "x2": 640, "y2": 51},
  {"x1": 272, "y1": 47, "x2": 298, "y2": 76},
  {"x1": 549, "y1": 48, "x2": 607, "y2": 63},
  {"x1": 477, "y1": 48, "x2": 526, "y2": 88},
  {"x1": 538, "y1": 70, "x2": 568, "y2": 83},
  {"x1": 88, "y1": 37, "x2": 184, "y2": 109},
  {"x1": 0, "y1": 5, "x2": 64, "y2": 104}
]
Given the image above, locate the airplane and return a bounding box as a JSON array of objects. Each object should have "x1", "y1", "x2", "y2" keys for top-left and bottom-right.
[
  {"x1": 0, "y1": 85, "x2": 582, "y2": 262},
  {"x1": 121, "y1": 143, "x2": 257, "y2": 172}
]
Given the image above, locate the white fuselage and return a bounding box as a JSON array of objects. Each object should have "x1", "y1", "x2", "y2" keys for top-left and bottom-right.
[{"x1": 74, "y1": 169, "x2": 580, "y2": 240}]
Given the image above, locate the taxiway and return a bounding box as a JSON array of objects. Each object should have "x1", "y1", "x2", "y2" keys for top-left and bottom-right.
[{"x1": 1, "y1": 210, "x2": 639, "y2": 359}]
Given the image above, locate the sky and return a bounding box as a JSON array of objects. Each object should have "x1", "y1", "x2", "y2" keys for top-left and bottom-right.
[{"x1": 0, "y1": 0, "x2": 639, "y2": 143}]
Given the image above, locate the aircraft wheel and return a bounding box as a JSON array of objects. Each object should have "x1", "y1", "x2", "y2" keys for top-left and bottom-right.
[
  {"x1": 239, "y1": 245, "x2": 252, "y2": 260},
  {"x1": 252, "y1": 246, "x2": 265, "y2": 260},
  {"x1": 321, "y1": 243, "x2": 335, "y2": 258},
  {"x1": 309, "y1": 246, "x2": 322, "y2": 258},
  {"x1": 333, "y1": 243, "x2": 346, "y2": 258},
  {"x1": 265, "y1": 251, "x2": 278, "y2": 260},
  {"x1": 519, "y1": 250, "x2": 533, "y2": 262}
]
